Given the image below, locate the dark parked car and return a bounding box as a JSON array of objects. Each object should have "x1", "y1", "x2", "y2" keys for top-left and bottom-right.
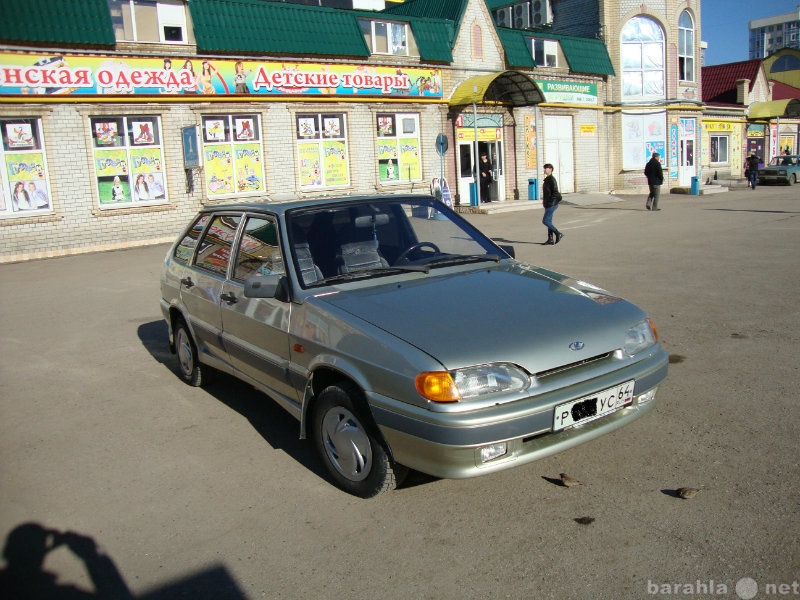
[
  {"x1": 759, "y1": 155, "x2": 800, "y2": 185},
  {"x1": 160, "y1": 195, "x2": 667, "y2": 497}
]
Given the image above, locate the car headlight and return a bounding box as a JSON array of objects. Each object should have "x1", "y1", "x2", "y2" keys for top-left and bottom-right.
[
  {"x1": 416, "y1": 363, "x2": 530, "y2": 403},
  {"x1": 623, "y1": 318, "x2": 658, "y2": 357}
]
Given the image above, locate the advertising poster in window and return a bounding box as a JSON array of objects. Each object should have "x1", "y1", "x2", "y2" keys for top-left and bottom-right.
[
  {"x1": 298, "y1": 143, "x2": 322, "y2": 187},
  {"x1": 398, "y1": 138, "x2": 421, "y2": 181},
  {"x1": 322, "y1": 141, "x2": 348, "y2": 186},
  {"x1": 525, "y1": 115, "x2": 537, "y2": 170},
  {"x1": 5, "y1": 123, "x2": 35, "y2": 149},
  {"x1": 5, "y1": 152, "x2": 50, "y2": 211},
  {"x1": 377, "y1": 140, "x2": 398, "y2": 182},
  {"x1": 95, "y1": 121, "x2": 121, "y2": 146},
  {"x1": 234, "y1": 118, "x2": 256, "y2": 141},
  {"x1": 204, "y1": 144, "x2": 235, "y2": 196},
  {"x1": 235, "y1": 143, "x2": 264, "y2": 193},
  {"x1": 95, "y1": 149, "x2": 130, "y2": 205},
  {"x1": 130, "y1": 147, "x2": 165, "y2": 201}
]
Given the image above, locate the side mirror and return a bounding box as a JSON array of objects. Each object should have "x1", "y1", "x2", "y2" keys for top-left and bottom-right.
[
  {"x1": 498, "y1": 244, "x2": 515, "y2": 258},
  {"x1": 244, "y1": 274, "x2": 290, "y2": 302}
]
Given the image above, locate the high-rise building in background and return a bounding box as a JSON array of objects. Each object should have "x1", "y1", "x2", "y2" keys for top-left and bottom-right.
[{"x1": 749, "y1": 5, "x2": 800, "y2": 58}]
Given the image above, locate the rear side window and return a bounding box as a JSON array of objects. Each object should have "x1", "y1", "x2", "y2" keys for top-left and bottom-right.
[
  {"x1": 173, "y1": 214, "x2": 210, "y2": 263},
  {"x1": 232, "y1": 216, "x2": 284, "y2": 281},
  {"x1": 195, "y1": 214, "x2": 242, "y2": 277}
]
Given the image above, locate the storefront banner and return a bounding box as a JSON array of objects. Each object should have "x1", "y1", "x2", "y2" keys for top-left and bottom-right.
[
  {"x1": 702, "y1": 121, "x2": 735, "y2": 132},
  {"x1": 0, "y1": 52, "x2": 443, "y2": 98},
  {"x1": 669, "y1": 124, "x2": 679, "y2": 179},
  {"x1": 456, "y1": 127, "x2": 502, "y2": 142},
  {"x1": 534, "y1": 80, "x2": 598, "y2": 105}
]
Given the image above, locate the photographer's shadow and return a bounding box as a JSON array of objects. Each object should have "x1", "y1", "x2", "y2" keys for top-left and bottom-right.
[{"x1": 0, "y1": 522, "x2": 132, "y2": 599}]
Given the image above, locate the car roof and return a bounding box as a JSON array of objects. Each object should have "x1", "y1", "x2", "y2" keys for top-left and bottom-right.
[{"x1": 197, "y1": 194, "x2": 438, "y2": 217}]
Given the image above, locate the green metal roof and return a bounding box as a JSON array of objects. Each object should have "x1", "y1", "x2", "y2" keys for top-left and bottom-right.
[
  {"x1": 495, "y1": 28, "x2": 614, "y2": 76},
  {"x1": 406, "y1": 20, "x2": 455, "y2": 62},
  {"x1": 383, "y1": 0, "x2": 467, "y2": 22},
  {"x1": 190, "y1": 0, "x2": 370, "y2": 56},
  {"x1": 0, "y1": 0, "x2": 115, "y2": 46}
]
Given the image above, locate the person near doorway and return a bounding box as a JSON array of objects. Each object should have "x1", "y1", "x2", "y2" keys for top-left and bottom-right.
[
  {"x1": 746, "y1": 152, "x2": 760, "y2": 190},
  {"x1": 479, "y1": 153, "x2": 493, "y2": 203},
  {"x1": 541, "y1": 163, "x2": 563, "y2": 245},
  {"x1": 644, "y1": 152, "x2": 664, "y2": 210}
]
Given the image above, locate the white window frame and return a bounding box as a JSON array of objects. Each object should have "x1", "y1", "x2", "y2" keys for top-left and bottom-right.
[
  {"x1": 200, "y1": 114, "x2": 266, "y2": 200},
  {"x1": 375, "y1": 113, "x2": 421, "y2": 184},
  {"x1": 90, "y1": 115, "x2": 168, "y2": 209},
  {"x1": 296, "y1": 113, "x2": 350, "y2": 189},
  {"x1": 0, "y1": 117, "x2": 53, "y2": 218},
  {"x1": 678, "y1": 10, "x2": 695, "y2": 82},
  {"x1": 107, "y1": 0, "x2": 191, "y2": 44},
  {"x1": 361, "y1": 20, "x2": 409, "y2": 56},
  {"x1": 529, "y1": 38, "x2": 559, "y2": 67},
  {"x1": 621, "y1": 16, "x2": 665, "y2": 101},
  {"x1": 710, "y1": 135, "x2": 729, "y2": 164}
]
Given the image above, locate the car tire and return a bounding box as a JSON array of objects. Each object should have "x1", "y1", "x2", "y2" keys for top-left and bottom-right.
[
  {"x1": 312, "y1": 382, "x2": 406, "y2": 497},
  {"x1": 790, "y1": 174, "x2": 796, "y2": 185},
  {"x1": 174, "y1": 318, "x2": 207, "y2": 387}
]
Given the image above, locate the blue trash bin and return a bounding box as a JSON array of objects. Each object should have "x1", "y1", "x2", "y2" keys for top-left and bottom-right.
[
  {"x1": 528, "y1": 178, "x2": 539, "y2": 200},
  {"x1": 690, "y1": 176, "x2": 700, "y2": 195},
  {"x1": 469, "y1": 182, "x2": 479, "y2": 206}
]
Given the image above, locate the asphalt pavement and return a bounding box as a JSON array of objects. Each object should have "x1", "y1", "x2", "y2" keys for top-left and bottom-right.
[{"x1": 1, "y1": 185, "x2": 798, "y2": 599}]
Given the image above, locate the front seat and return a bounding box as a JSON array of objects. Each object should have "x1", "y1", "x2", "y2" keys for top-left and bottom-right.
[{"x1": 338, "y1": 240, "x2": 389, "y2": 274}]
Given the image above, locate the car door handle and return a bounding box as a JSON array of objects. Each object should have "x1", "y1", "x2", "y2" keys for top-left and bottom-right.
[
  {"x1": 220, "y1": 292, "x2": 238, "y2": 304},
  {"x1": 180, "y1": 276, "x2": 194, "y2": 288}
]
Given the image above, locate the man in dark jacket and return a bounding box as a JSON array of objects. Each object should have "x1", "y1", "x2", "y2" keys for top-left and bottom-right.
[
  {"x1": 541, "y1": 163, "x2": 563, "y2": 244},
  {"x1": 746, "y1": 152, "x2": 760, "y2": 189},
  {"x1": 644, "y1": 152, "x2": 664, "y2": 211}
]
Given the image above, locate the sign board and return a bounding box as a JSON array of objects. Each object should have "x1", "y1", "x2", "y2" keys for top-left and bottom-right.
[{"x1": 182, "y1": 126, "x2": 202, "y2": 169}]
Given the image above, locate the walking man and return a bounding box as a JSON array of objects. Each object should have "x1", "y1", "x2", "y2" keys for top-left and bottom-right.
[
  {"x1": 644, "y1": 152, "x2": 664, "y2": 210},
  {"x1": 746, "y1": 152, "x2": 760, "y2": 190},
  {"x1": 541, "y1": 163, "x2": 563, "y2": 245}
]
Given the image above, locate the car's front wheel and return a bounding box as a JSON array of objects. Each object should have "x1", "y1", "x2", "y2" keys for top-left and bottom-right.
[
  {"x1": 789, "y1": 173, "x2": 796, "y2": 185},
  {"x1": 312, "y1": 382, "x2": 405, "y2": 497},
  {"x1": 174, "y1": 318, "x2": 207, "y2": 387}
]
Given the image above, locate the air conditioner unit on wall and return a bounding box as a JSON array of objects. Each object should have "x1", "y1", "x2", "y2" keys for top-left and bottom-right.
[
  {"x1": 514, "y1": 2, "x2": 531, "y2": 29},
  {"x1": 495, "y1": 6, "x2": 513, "y2": 28},
  {"x1": 530, "y1": 0, "x2": 553, "y2": 26}
]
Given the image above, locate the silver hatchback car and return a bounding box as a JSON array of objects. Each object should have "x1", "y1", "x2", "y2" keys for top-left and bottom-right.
[{"x1": 160, "y1": 195, "x2": 667, "y2": 497}]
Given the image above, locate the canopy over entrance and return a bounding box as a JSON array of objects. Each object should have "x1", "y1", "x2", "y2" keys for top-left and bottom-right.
[
  {"x1": 449, "y1": 71, "x2": 545, "y2": 107},
  {"x1": 749, "y1": 99, "x2": 800, "y2": 119}
]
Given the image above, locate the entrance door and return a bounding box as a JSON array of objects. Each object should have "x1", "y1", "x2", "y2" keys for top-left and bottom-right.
[
  {"x1": 457, "y1": 140, "x2": 504, "y2": 204},
  {"x1": 678, "y1": 118, "x2": 696, "y2": 186},
  {"x1": 543, "y1": 115, "x2": 574, "y2": 193}
]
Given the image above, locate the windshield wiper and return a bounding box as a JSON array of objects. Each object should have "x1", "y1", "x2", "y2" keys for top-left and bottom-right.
[
  {"x1": 318, "y1": 265, "x2": 429, "y2": 285},
  {"x1": 425, "y1": 254, "x2": 502, "y2": 268}
]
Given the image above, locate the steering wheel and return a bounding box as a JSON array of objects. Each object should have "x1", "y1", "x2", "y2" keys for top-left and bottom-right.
[{"x1": 395, "y1": 241, "x2": 441, "y2": 264}]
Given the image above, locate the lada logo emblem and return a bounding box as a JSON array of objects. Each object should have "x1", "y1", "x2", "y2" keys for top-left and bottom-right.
[{"x1": 569, "y1": 341, "x2": 585, "y2": 351}]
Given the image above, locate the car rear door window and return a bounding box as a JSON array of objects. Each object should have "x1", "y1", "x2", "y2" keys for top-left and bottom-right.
[
  {"x1": 232, "y1": 216, "x2": 284, "y2": 281},
  {"x1": 195, "y1": 214, "x2": 241, "y2": 277},
  {"x1": 173, "y1": 214, "x2": 210, "y2": 263}
]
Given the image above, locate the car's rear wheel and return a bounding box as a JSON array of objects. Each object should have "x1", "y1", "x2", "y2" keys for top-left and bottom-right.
[
  {"x1": 790, "y1": 174, "x2": 796, "y2": 185},
  {"x1": 174, "y1": 318, "x2": 206, "y2": 387},
  {"x1": 312, "y1": 382, "x2": 405, "y2": 497}
]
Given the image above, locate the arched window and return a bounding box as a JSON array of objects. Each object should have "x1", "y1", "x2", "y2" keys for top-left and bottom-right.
[
  {"x1": 679, "y1": 11, "x2": 695, "y2": 82},
  {"x1": 620, "y1": 16, "x2": 665, "y2": 100}
]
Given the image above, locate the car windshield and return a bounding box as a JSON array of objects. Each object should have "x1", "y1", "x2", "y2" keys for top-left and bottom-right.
[
  {"x1": 770, "y1": 155, "x2": 798, "y2": 166},
  {"x1": 286, "y1": 197, "x2": 507, "y2": 287}
]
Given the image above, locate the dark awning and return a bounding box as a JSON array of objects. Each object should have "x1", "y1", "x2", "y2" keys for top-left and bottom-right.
[{"x1": 449, "y1": 71, "x2": 545, "y2": 107}]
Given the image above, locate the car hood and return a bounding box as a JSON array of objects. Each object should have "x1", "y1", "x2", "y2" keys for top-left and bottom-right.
[{"x1": 315, "y1": 263, "x2": 646, "y2": 373}]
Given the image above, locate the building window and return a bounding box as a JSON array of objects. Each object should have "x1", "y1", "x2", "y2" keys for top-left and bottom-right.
[
  {"x1": 622, "y1": 113, "x2": 666, "y2": 170},
  {"x1": 710, "y1": 135, "x2": 729, "y2": 164},
  {"x1": 360, "y1": 20, "x2": 408, "y2": 56},
  {"x1": 107, "y1": 0, "x2": 192, "y2": 44},
  {"x1": 376, "y1": 113, "x2": 421, "y2": 183},
  {"x1": 296, "y1": 113, "x2": 349, "y2": 188},
  {"x1": 678, "y1": 10, "x2": 695, "y2": 82},
  {"x1": 529, "y1": 38, "x2": 558, "y2": 67},
  {"x1": 201, "y1": 114, "x2": 265, "y2": 199},
  {"x1": 0, "y1": 118, "x2": 52, "y2": 217},
  {"x1": 472, "y1": 24, "x2": 484, "y2": 59},
  {"x1": 91, "y1": 115, "x2": 167, "y2": 208},
  {"x1": 621, "y1": 16, "x2": 665, "y2": 100}
]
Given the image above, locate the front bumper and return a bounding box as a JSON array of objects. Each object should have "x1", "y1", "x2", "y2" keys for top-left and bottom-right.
[{"x1": 370, "y1": 347, "x2": 668, "y2": 479}]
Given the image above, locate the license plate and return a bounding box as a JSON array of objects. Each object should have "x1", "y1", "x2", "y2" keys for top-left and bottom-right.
[{"x1": 553, "y1": 380, "x2": 634, "y2": 431}]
